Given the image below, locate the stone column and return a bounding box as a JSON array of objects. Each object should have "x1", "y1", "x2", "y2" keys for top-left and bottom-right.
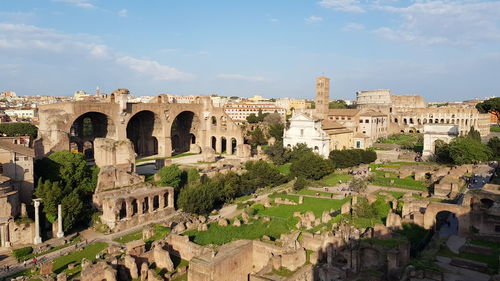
[
  {"x1": 56, "y1": 204, "x2": 64, "y2": 238},
  {"x1": 0, "y1": 224, "x2": 5, "y2": 247},
  {"x1": 138, "y1": 198, "x2": 144, "y2": 215},
  {"x1": 33, "y1": 199, "x2": 42, "y2": 245},
  {"x1": 126, "y1": 200, "x2": 133, "y2": 218},
  {"x1": 148, "y1": 197, "x2": 154, "y2": 213},
  {"x1": 159, "y1": 194, "x2": 165, "y2": 209},
  {"x1": 216, "y1": 137, "x2": 222, "y2": 153},
  {"x1": 168, "y1": 191, "x2": 174, "y2": 208}
]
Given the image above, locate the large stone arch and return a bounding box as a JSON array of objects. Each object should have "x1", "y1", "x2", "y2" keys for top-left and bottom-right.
[
  {"x1": 423, "y1": 202, "x2": 470, "y2": 236},
  {"x1": 69, "y1": 111, "x2": 116, "y2": 158},
  {"x1": 422, "y1": 124, "x2": 458, "y2": 159},
  {"x1": 126, "y1": 110, "x2": 160, "y2": 157},
  {"x1": 170, "y1": 111, "x2": 200, "y2": 154}
]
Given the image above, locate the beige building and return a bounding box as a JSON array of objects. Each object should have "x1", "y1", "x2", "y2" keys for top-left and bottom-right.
[
  {"x1": 0, "y1": 139, "x2": 34, "y2": 204},
  {"x1": 223, "y1": 102, "x2": 286, "y2": 123},
  {"x1": 356, "y1": 90, "x2": 490, "y2": 137},
  {"x1": 315, "y1": 76, "x2": 330, "y2": 120},
  {"x1": 276, "y1": 98, "x2": 307, "y2": 114}
]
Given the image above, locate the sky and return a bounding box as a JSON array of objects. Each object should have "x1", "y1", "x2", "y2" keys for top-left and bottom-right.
[{"x1": 0, "y1": 0, "x2": 499, "y2": 101}]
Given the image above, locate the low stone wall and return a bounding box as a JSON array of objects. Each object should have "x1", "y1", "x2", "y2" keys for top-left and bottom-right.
[
  {"x1": 164, "y1": 234, "x2": 209, "y2": 261},
  {"x1": 112, "y1": 207, "x2": 176, "y2": 233}
]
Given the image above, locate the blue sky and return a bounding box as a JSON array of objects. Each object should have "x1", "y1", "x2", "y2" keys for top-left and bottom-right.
[{"x1": 0, "y1": 0, "x2": 499, "y2": 101}]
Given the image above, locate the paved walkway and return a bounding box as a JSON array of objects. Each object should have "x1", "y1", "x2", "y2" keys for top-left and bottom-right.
[
  {"x1": 0, "y1": 211, "x2": 181, "y2": 279},
  {"x1": 446, "y1": 235, "x2": 465, "y2": 254}
]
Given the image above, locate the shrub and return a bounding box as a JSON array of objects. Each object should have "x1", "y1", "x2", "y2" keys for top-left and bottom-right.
[
  {"x1": 291, "y1": 153, "x2": 333, "y2": 180},
  {"x1": 157, "y1": 165, "x2": 183, "y2": 189},
  {"x1": 293, "y1": 177, "x2": 308, "y2": 191}
]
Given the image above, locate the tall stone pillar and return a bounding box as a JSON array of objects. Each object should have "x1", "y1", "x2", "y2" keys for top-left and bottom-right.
[
  {"x1": 138, "y1": 198, "x2": 144, "y2": 215},
  {"x1": 216, "y1": 137, "x2": 222, "y2": 153},
  {"x1": 0, "y1": 224, "x2": 5, "y2": 247},
  {"x1": 148, "y1": 197, "x2": 154, "y2": 213},
  {"x1": 56, "y1": 204, "x2": 64, "y2": 238},
  {"x1": 126, "y1": 200, "x2": 133, "y2": 218},
  {"x1": 168, "y1": 191, "x2": 174, "y2": 208},
  {"x1": 33, "y1": 199, "x2": 42, "y2": 245},
  {"x1": 159, "y1": 194, "x2": 165, "y2": 209}
]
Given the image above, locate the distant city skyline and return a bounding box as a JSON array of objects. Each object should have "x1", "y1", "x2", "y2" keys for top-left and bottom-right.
[{"x1": 1, "y1": 0, "x2": 499, "y2": 101}]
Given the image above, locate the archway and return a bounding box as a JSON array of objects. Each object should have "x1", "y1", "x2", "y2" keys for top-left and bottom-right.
[
  {"x1": 171, "y1": 111, "x2": 199, "y2": 154},
  {"x1": 221, "y1": 137, "x2": 227, "y2": 153},
  {"x1": 70, "y1": 112, "x2": 115, "y2": 154},
  {"x1": 435, "y1": 210, "x2": 458, "y2": 238},
  {"x1": 119, "y1": 201, "x2": 126, "y2": 220},
  {"x1": 211, "y1": 136, "x2": 217, "y2": 151},
  {"x1": 131, "y1": 199, "x2": 138, "y2": 216},
  {"x1": 231, "y1": 138, "x2": 237, "y2": 154},
  {"x1": 127, "y1": 111, "x2": 159, "y2": 157}
]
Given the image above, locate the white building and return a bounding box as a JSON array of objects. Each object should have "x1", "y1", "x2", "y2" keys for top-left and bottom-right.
[
  {"x1": 283, "y1": 112, "x2": 330, "y2": 158},
  {"x1": 4, "y1": 109, "x2": 36, "y2": 119}
]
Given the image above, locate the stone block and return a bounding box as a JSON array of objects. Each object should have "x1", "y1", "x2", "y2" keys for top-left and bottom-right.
[
  {"x1": 124, "y1": 255, "x2": 139, "y2": 279},
  {"x1": 218, "y1": 218, "x2": 228, "y2": 227},
  {"x1": 153, "y1": 246, "x2": 174, "y2": 272}
]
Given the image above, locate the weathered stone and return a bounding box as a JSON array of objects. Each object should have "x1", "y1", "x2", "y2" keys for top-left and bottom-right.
[
  {"x1": 153, "y1": 245, "x2": 174, "y2": 272},
  {"x1": 143, "y1": 226, "x2": 155, "y2": 240},
  {"x1": 262, "y1": 235, "x2": 271, "y2": 241},
  {"x1": 373, "y1": 224, "x2": 392, "y2": 239},
  {"x1": 263, "y1": 216, "x2": 271, "y2": 222},
  {"x1": 281, "y1": 248, "x2": 306, "y2": 271},
  {"x1": 198, "y1": 223, "x2": 208, "y2": 231},
  {"x1": 341, "y1": 201, "x2": 351, "y2": 214},
  {"x1": 124, "y1": 255, "x2": 139, "y2": 279},
  {"x1": 241, "y1": 211, "x2": 250, "y2": 223},
  {"x1": 218, "y1": 218, "x2": 228, "y2": 227},
  {"x1": 298, "y1": 196, "x2": 304, "y2": 204},
  {"x1": 173, "y1": 222, "x2": 186, "y2": 233},
  {"x1": 56, "y1": 273, "x2": 67, "y2": 281},
  {"x1": 386, "y1": 211, "x2": 402, "y2": 230},
  {"x1": 309, "y1": 251, "x2": 319, "y2": 265},
  {"x1": 233, "y1": 218, "x2": 241, "y2": 227},
  {"x1": 321, "y1": 211, "x2": 332, "y2": 224},
  {"x1": 140, "y1": 262, "x2": 149, "y2": 281},
  {"x1": 198, "y1": 215, "x2": 207, "y2": 224}
]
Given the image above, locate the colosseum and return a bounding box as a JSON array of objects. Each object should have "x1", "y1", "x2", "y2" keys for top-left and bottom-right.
[{"x1": 356, "y1": 90, "x2": 490, "y2": 136}]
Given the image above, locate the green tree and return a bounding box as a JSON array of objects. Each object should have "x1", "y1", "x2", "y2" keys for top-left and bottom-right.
[
  {"x1": 447, "y1": 137, "x2": 492, "y2": 164},
  {"x1": 177, "y1": 182, "x2": 220, "y2": 215},
  {"x1": 349, "y1": 177, "x2": 367, "y2": 193},
  {"x1": 187, "y1": 168, "x2": 200, "y2": 185},
  {"x1": 476, "y1": 97, "x2": 500, "y2": 125},
  {"x1": 467, "y1": 126, "x2": 481, "y2": 142},
  {"x1": 289, "y1": 143, "x2": 313, "y2": 163},
  {"x1": 293, "y1": 177, "x2": 308, "y2": 191},
  {"x1": 291, "y1": 153, "x2": 333, "y2": 180},
  {"x1": 328, "y1": 100, "x2": 348, "y2": 109},
  {"x1": 487, "y1": 137, "x2": 500, "y2": 160},
  {"x1": 0, "y1": 123, "x2": 38, "y2": 139},
  {"x1": 361, "y1": 150, "x2": 377, "y2": 164},
  {"x1": 264, "y1": 141, "x2": 290, "y2": 165},
  {"x1": 248, "y1": 127, "x2": 267, "y2": 147},
  {"x1": 61, "y1": 192, "x2": 84, "y2": 232},
  {"x1": 157, "y1": 165, "x2": 183, "y2": 190},
  {"x1": 246, "y1": 113, "x2": 259, "y2": 124},
  {"x1": 239, "y1": 160, "x2": 287, "y2": 193},
  {"x1": 268, "y1": 122, "x2": 284, "y2": 142}
]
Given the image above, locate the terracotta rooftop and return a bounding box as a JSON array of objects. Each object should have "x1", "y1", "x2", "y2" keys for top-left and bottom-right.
[{"x1": 327, "y1": 109, "x2": 361, "y2": 117}]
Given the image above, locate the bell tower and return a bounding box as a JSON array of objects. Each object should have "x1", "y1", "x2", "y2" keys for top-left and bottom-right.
[{"x1": 315, "y1": 76, "x2": 330, "y2": 120}]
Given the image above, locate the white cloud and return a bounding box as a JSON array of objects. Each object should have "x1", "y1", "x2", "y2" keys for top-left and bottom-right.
[
  {"x1": 216, "y1": 74, "x2": 265, "y2": 82},
  {"x1": 305, "y1": 16, "x2": 323, "y2": 24},
  {"x1": 374, "y1": 1, "x2": 500, "y2": 46},
  {"x1": 0, "y1": 23, "x2": 192, "y2": 81},
  {"x1": 51, "y1": 0, "x2": 96, "y2": 8},
  {"x1": 118, "y1": 9, "x2": 127, "y2": 17},
  {"x1": 117, "y1": 56, "x2": 193, "y2": 81},
  {"x1": 318, "y1": 0, "x2": 365, "y2": 13},
  {"x1": 342, "y1": 22, "x2": 365, "y2": 31}
]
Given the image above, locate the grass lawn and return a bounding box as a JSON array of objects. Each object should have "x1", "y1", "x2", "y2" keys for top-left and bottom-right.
[
  {"x1": 52, "y1": 242, "x2": 108, "y2": 274},
  {"x1": 184, "y1": 217, "x2": 294, "y2": 245},
  {"x1": 491, "y1": 126, "x2": 500, "y2": 132},
  {"x1": 319, "y1": 173, "x2": 352, "y2": 186},
  {"x1": 296, "y1": 188, "x2": 337, "y2": 197},
  {"x1": 113, "y1": 230, "x2": 142, "y2": 243},
  {"x1": 369, "y1": 165, "x2": 427, "y2": 191},
  {"x1": 260, "y1": 194, "x2": 349, "y2": 218},
  {"x1": 378, "y1": 190, "x2": 405, "y2": 199}
]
